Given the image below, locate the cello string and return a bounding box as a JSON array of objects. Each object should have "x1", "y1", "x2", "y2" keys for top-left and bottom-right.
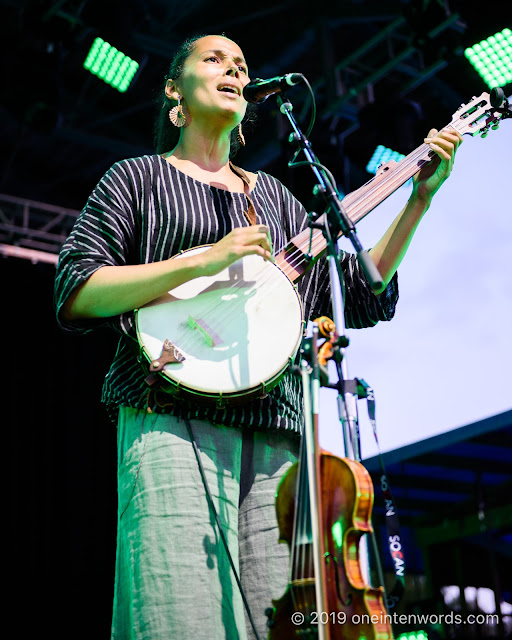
[
  {"x1": 292, "y1": 436, "x2": 310, "y2": 614},
  {"x1": 289, "y1": 436, "x2": 303, "y2": 609},
  {"x1": 293, "y1": 429, "x2": 307, "y2": 608},
  {"x1": 299, "y1": 381, "x2": 320, "y2": 619}
]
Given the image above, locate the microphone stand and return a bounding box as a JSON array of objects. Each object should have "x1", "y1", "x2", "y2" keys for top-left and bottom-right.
[
  {"x1": 277, "y1": 93, "x2": 381, "y2": 593},
  {"x1": 277, "y1": 93, "x2": 382, "y2": 462}
]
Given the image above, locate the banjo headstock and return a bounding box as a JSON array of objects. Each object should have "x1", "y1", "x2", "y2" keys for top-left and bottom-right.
[{"x1": 451, "y1": 88, "x2": 512, "y2": 138}]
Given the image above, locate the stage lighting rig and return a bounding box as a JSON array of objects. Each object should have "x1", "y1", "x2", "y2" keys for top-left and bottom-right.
[{"x1": 83, "y1": 37, "x2": 140, "y2": 93}]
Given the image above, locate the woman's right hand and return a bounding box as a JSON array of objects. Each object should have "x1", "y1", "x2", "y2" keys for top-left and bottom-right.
[{"x1": 198, "y1": 225, "x2": 274, "y2": 276}]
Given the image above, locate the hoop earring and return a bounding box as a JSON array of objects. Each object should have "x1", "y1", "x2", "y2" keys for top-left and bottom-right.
[
  {"x1": 237, "y1": 122, "x2": 246, "y2": 147},
  {"x1": 169, "y1": 96, "x2": 187, "y2": 128}
]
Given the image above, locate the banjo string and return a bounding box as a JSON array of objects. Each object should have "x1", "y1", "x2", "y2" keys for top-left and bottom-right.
[
  {"x1": 148, "y1": 233, "x2": 326, "y2": 356},
  {"x1": 182, "y1": 230, "x2": 326, "y2": 345},
  {"x1": 171, "y1": 137, "x2": 442, "y2": 351}
]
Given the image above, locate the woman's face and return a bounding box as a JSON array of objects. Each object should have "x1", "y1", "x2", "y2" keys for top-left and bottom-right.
[{"x1": 167, "y1": 35, "x2": 250, "y2": 128}]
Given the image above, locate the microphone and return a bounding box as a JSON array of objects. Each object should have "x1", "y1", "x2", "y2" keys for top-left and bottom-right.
[{"x1": 243, "y1": 73, "x2": 303, "y2": 104}]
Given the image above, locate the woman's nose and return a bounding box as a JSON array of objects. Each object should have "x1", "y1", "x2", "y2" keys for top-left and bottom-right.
[{"x1": 226, "y1": 65, "x2": 239, "y2": 77}]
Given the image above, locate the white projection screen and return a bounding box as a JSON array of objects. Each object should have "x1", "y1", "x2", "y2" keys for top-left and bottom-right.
[{"x1": 319, "y1": 113, "x2": 512, "y2": 460}]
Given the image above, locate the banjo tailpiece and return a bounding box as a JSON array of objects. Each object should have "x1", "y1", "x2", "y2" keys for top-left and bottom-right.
[
  {"x1": 150, "y1": 339, "x2": 185, "y2": 372},
  {"x1": 144, "y1": 339, "x2": 185, "y2": 390}
]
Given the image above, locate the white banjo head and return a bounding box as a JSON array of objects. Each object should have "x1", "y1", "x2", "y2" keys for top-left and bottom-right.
[{"x1": 136, "y1": 246, "x2": 304, "y2": 401}]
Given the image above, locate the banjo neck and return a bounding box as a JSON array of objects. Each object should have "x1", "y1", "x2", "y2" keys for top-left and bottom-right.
[
  {"x1": 275, "y1": 140, "x2": 436, "y2": 283},
  {"x1": 276, "y1": 87, "x2": 512, "y2": 282}
]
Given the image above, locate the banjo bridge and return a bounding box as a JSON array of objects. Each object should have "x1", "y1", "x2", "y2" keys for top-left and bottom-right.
[{"x1": 187, "y1": 315, "x2": 222, "y2": 347}]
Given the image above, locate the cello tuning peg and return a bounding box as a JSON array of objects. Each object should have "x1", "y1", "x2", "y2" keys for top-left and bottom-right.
[
  {"x1": 491, "y1": 123, "x2": 500, "y2": 130},
  {"x1": 481, "y1": 128, "x2": 489, "y2": 138}
]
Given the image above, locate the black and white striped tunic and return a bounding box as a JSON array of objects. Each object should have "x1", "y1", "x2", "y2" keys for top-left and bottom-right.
[{"x1": 54, "y1": 155, "x2": 398, "y2": 432}]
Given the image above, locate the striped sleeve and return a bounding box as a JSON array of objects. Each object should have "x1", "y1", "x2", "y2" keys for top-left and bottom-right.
[{"x1": 54, "y1": 160, "x2": 138, "y2": 334}]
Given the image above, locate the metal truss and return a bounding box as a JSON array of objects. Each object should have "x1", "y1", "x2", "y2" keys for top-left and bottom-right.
[
  {"x1": 319, "y1": 11, "x2": 467, "y2": 126},
  {"x1": 0, "y1": 194, "x2": 80, "y2": 265}
]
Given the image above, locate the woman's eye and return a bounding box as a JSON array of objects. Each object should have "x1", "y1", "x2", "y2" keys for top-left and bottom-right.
[{"x1": 238, "y1": 65, "x2": 247, "y2": 73}]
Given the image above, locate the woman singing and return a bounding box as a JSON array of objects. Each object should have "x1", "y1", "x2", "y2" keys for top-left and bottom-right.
[{"x1": 54, "y1": 34, "x2": 461, "y2": 640}]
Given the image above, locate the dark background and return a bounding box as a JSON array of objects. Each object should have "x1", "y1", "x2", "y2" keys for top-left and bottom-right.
[
  {"x1": 3, "y1": 0, "x2": 511, "y2": 210},
  {"x1": 2, "y1": 1, "x2": 511, "y2": 637}
]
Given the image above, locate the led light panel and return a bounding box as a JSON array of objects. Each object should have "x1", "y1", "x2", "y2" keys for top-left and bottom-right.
[
  {"x1": 464, "y1": 28, "x2": 512, "y2": 89},
  {"x1": 84, "y1": 37, "x2": 139, "y2": 92},
  {"x1": 366, "y1": 145, "x2": 406, "y2": 174}
]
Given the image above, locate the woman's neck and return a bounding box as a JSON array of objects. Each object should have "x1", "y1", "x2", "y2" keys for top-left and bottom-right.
[{"x1": 170, "y1": 124, "x2": 232, "y2": 172}]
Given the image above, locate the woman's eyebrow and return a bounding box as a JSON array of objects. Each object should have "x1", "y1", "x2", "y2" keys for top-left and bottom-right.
[{"x1": 203, "y1": 48, "x2": 247, "y2": 66}]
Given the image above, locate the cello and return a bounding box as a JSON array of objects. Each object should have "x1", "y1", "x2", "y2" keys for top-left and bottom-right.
[{"x1": 265, "y1": 318, "x2": 393, "y2": 640}]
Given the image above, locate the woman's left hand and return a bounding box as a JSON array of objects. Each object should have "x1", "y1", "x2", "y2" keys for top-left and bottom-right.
[{"x1": 412, "y1": 127, "x2": 463, "y2": 202}]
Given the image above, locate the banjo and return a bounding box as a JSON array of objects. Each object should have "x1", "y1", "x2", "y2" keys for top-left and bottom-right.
[{"x1": 136, "y1": 92, "x2": 509, "y2": 406}]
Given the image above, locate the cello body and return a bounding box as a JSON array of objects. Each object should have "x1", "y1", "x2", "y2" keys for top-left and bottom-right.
[{"x1": 267, "y1": 452, "x2": 393, "y2": 640}]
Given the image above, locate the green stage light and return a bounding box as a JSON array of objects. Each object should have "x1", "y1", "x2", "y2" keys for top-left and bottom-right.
[
  {"x1": 397, "y1": 631, "x2": 428, "y2": 640},
  {"x1": 464, "y1": 28, "x2": 512, "y2": 89},
  {"x1": 84, "y1": 37, "x2": 139, "y2": 92},
  {"x1": 366, "y1": 145, "x2": 405, "y2": 174}
]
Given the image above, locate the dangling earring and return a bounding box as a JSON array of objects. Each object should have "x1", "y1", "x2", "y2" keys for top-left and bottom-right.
[
  {"x1": 169, "y1": 96, "x2": 187, "y2": 128},
  {"x1": 237, "y1": 122, "x2": 246, "y2": 147}
]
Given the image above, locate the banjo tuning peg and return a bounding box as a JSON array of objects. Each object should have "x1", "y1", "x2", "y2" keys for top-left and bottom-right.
[{"x1": 490, "y1": 87, "x2": 505, "y2": 108}]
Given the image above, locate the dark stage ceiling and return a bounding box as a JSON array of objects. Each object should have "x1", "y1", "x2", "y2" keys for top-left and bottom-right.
[{"x1": 1, "y1": 0, "x2": 511, "y2": 220}]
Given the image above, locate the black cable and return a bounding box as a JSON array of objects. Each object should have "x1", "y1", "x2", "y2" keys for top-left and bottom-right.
[
  {"x1": 287, "y1": 73, "x2": 316, "y2": 166},
  {"x1": 302, "y1": 73, "x2": 316, "y2": 139},
  {"x1": 184, "y1": 419, "x2": 262, "y2": 640},
  {"x1": 284, "y1": 75, "x2": 343, "y2": 198}
]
